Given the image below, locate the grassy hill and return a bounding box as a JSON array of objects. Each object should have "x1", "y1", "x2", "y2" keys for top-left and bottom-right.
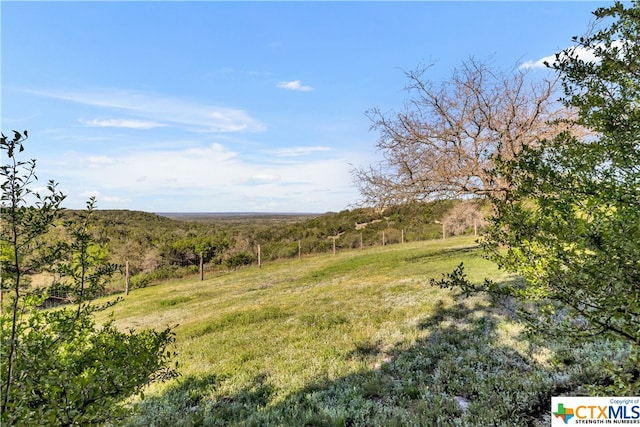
[{"x1": 96, "y1": 236, "x2": 617, "y2": 426}]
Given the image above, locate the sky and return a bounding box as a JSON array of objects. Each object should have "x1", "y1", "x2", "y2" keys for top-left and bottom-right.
[{"x1": 1, "y1": 1, "x2": 612, "y2": 213}]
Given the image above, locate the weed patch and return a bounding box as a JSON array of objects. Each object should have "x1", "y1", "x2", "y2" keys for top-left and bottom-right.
[
  {"x1": 159, "y1": 296, "x2": 193, "y2": 307},
  {"x1": 298, "y1": 312, "x2": 350, "y2": 330}
]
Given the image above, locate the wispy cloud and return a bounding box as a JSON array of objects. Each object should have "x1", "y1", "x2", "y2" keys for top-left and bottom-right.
[
  {"x1": 87, "y1": 155, "x2": 117, "y2": 167},
  {"x1": 277, "y1": 80, "x2": 314, "y2": 92},
  {"x1": 79, "y1": 118, "x2": 166, "y2": 129},
  {"x1": 247, "y1": 173, "x2": 281, "y2": 184},
  {"x1": 29, "y1": 88, "x2": 266, "y2": 133},
  {"x1": 267, "y1": 146, "x2": 330, "y2": 157}
]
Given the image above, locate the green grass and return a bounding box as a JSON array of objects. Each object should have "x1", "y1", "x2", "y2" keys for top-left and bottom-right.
[
  {"x1": 99, "y1": 237, "x2": 490, "y2": 379},
  {"x1": 93, "y1": 236, "x2": 624, "y2": 426}
]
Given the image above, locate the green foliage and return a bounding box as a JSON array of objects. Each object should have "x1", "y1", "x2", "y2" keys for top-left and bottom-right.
[
  {"x1": 0, "y1": 130, "x2": 179, "y2": 424},
  {"x1": 164, "y1": 235, "x2": 230, "y2": 267},
  {"x1": 499, "y1": 1, "x2": 639, "y2": 345},
  {"x1": 1, "y1": 130, "x2": 66, "y2": 414},
  {"x1": 48, "y1": 197, "x2": 119, "y2": 304},
  {"x1": 224, "y1": 252, "x2": 255, "y2": 270},
  {"x1": 0, "y1": 299, "x2": 178, "y2": 425},
  {"x1": 131, "y1": 265, "x2": 200, "y2": 289},
  {"x1": 434, "y1": 1, "x2": 639, "y2": 392}
]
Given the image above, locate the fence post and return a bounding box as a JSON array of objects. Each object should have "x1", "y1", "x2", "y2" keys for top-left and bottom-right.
[
  {"x1": 298, "y1": 240, "x2": 302, "y2": 260},
  {"x1": 258, "y1": 244, "x2": 261, "y2": 268},
  {"x1": 332, "y1": 237, "x2": 336, "y2": 255},
  {"x1": 382, "y1": 231, "x2": 386, "y2": 246},
  {"x1": 360, "y1": 233, "x2": 363, "y2": 250},
  {"x1": 125, "y1": 260, "x2": 130, "y2": 296},
  {"x1": 199, "y1": 252, "x2": 204, "y2": 281},
  {"x1": 401, "y1": 229, "x2": 405, "y2": 244}
]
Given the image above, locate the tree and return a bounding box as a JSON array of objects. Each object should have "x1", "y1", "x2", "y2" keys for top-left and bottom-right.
[
  {"x1": 0, "y1": 130, "x2": 65, "y2": 411},
  {"x1": 0, "y1": 131, "x2": 178, "y2": 424},
  {"x1": 47, "y1": 197, "x2": 119, "y2": 311},
  {"x1": 162, "y1": 235, "x2": 230, "y2": 267},
  {"x1": 434, "y1": 2, "x2": 639, "y2": 391},
  {"x1": 353, "y1": 58, "x2": 577, "y2": 206},
  {"x1": 442, "y1": 200, "x2": 488, "y2": 237}
]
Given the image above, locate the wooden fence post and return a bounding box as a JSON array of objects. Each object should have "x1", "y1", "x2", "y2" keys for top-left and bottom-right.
[
  {"x1": 360, "y1": 233, "x2": 363, "y2": 250},
  {"x1": 298, "y1": 240, "x2": 302, "y2": 260},
  {"x1": 401, "y1": 229, "x2": 405, "y2": 244},
  {"x1": 258, "y1": 244, "x2": 261, "y2": 268},
  {"x1": 382, "y1": 231, "x2": 386, "y2": 246},
  {"x1": 199, "y1": 252, "x2": 204, "y2": 281},
  {"x1": 332, "y1": 237, "x2": 336, "y2": 255},
  {"x1": 125, "y1": 260, "x2": 130, "y2": 296}
]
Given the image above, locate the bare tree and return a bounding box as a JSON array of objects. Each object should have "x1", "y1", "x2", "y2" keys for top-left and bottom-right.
[
  {"x1": 443, "y1": 200, "x2": 488, "y2": 236},
  {"x1": 353, "y1": 58, "x2": 577, "y2": 206}
]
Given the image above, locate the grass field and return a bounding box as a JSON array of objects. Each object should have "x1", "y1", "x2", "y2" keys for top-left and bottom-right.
[{"x1": 94, "y1": 236, "x2": 619, "y2": 426}]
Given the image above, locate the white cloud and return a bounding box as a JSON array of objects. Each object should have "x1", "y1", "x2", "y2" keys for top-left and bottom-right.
[
  {"x1": 521, "y1": 40, "x2": 626, "y2": 70},
  {"x1": 248, "y1": 173, "x2": 281, "y2": 184},
  {"x1": 29, "y1": 88, "x2": 266, "y2": 133},
  {"x1": 267, "y1": 146, "x2": 330, "y2": 157},
  {"x1": 49, "y1": 142, "x2": 360, "y2": 212},
  {"x1": 79, "y1": 118, "x2": 166, "y2": 129},
  {"x1": 78, "y1": 190, "x2": 130, "y2": 206},
  {"x1": 277, "y1": 80, "x2": 314, "y2": 92},
  {"x1": 87, "y1": 155, "x2": 117, "y2": 167},
  {"x1": 519, "y1": 55, "x2": 556, "y2": 70}
]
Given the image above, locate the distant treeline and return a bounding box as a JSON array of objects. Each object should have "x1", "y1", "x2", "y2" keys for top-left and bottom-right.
[{"x1": 52, "y1": 199, "x2": 487, "y2": 290}]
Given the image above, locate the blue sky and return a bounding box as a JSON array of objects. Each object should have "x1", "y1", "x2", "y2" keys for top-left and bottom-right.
[{"x1": 2, "y1": 1, "x2": 609, "y2": 213}]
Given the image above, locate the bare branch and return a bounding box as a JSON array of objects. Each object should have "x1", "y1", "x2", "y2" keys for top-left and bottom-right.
[{"x1": 353, "y1": 59, "x2": 584, "y2": 207}]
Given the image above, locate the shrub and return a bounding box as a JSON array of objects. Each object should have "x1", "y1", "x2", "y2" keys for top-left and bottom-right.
[
  {"x1": 131, "y1": 265, "x2": 199, "y2": 289},
  {"x1": 0, "y1": 298, "x2": 178, "y2": 425},
  {"x1": 224, "y1": 252, "x2": 255, "y2": 270}
]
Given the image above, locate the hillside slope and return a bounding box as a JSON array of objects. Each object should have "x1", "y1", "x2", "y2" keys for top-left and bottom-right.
[{"x1": 96, "y1": 237, "x2": 614, "y2": 426}]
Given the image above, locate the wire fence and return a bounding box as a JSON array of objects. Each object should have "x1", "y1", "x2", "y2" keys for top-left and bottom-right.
[{"x1": 7, "y1": 225, "x2": 482, "y2": 310}]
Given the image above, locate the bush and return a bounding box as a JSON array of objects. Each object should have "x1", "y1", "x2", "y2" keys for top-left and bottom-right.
[
  {"x1": 0, "y1": 297, "x2": 178, "y2": 425},
  {"x1": 224, "y1": 252, "x2": 255, "y2": 270},
  {"x1": 131, "y1": 265, "x2": 200, "y2": 289}
]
